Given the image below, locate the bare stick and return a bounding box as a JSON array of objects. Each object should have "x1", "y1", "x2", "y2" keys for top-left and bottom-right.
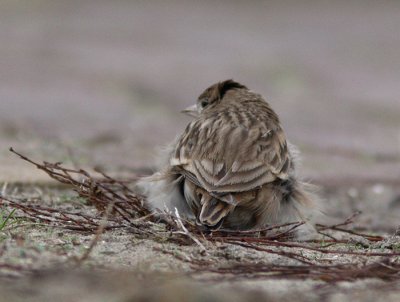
[
  {"x1": 174, "y1": 208, "x2": 206, "y2": 253},
  {"x1": 75, "y1": 201, "x2": 115, "y2": 265}
]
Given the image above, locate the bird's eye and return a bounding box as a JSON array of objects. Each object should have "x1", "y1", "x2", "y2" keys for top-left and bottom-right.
[{"x1": 200, "y1": 100, "x2": 209, "y2": 108}]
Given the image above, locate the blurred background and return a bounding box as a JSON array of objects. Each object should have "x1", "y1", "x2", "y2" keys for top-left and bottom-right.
[{"x1": 0, "y1": 0, "x2": 399, "y2": 184}]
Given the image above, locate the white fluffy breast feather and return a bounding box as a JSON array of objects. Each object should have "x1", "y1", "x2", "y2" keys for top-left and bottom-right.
[
  {"x1": 135, "y1": 138, "x2": 194, "y2": 217},
  {"x1": 136, "y1": 172, "x2": 193, "y2": 217}
]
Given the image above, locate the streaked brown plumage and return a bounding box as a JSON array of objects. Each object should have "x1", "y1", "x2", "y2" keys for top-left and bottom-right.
[{"x1": 138, "y1": 80, "x2": 319, "y2": 235}]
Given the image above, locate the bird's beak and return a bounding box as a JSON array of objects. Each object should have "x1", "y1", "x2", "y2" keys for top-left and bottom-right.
[{"x1": 181, "y1": 104, "x2": 198, "y2": 117}]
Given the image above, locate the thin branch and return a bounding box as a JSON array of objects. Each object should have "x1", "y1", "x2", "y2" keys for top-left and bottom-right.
[
  {"x1": 75, "y1": 201, "x2": 115, "y2": 265},
  {"x1": 174, "y1": 208, "x2": 207, "y2": 253}
]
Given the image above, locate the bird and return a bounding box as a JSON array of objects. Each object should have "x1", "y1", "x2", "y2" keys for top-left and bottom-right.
[{"x1": 137, "y1": 79, "x2": 319, "y2": 235}]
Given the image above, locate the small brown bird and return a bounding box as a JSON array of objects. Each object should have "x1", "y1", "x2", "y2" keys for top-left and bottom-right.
[{"x1": 138, "y1": 80, "x2": 319, "y2": 235}]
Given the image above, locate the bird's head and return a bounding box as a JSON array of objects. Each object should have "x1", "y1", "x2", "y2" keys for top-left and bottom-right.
[{"x1": 181, "y1": 79, "x2": 248, "y2": 117}]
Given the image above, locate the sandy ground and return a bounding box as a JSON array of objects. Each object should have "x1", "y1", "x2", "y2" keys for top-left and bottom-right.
[
  {"x1": 0, "y1": 0, "x2": 400, "y2": 301},
  {"x1": 0, "y1": 183, "x2": 400, "y2": 301}
]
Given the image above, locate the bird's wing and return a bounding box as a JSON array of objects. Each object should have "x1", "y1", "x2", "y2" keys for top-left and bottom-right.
[{"x1": 171, "y1": 114, "x2": 291, "y2": 194}]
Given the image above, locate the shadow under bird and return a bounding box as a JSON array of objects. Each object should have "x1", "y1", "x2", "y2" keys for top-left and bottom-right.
[{"x1": 138, "y1": 80, "x2": 320, "y2": 236}]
